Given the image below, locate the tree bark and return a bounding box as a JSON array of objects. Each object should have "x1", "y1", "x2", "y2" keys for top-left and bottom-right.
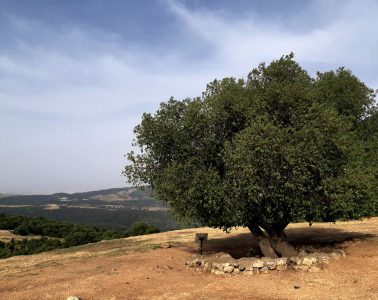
[
  {"x1": 266, "y1": 224, "x2": 298, "y2": 258},
  {"x1": 247, "y1": 224, "x2": 298, "y2": 258},
  {"x1": 270, "y1": 234, "x2": 298, "y2": 258},
  {"x1": 247, "y1": 224, "x2": 278, "y2": 258}
]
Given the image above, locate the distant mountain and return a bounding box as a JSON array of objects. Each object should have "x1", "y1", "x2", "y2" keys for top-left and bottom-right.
[
  {"x1": 53, "y1": 186, "x2": 152, "y2": 200},
  {"x1": 0, "y1": 193, "x2": 15, "y2": 198},
  {"x1": 0, "y1": 187, "x2": 183, "y2": 231}
]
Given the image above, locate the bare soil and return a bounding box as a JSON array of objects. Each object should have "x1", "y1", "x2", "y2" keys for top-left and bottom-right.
[{"x1": 0, "y1": 218, "x2": 377, "y2": 300}]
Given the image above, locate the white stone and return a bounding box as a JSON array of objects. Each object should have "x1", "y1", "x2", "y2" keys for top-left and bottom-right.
[
  {"x1": 214, "y1": 270, "x2": 225, "y2": 276},
  {"x1": 223, "y1": 265, "x2": 234, "y2": 273},
  {"x1": 302, "y1": 257, "x2": 313, "y2": 266},
  {"x1": 266, "y1": 261, "x2": 277, "y2": 270},
  {"x1": 295, "y1": 257, "x2": 304, "y2": 265},
  {"x1": 276, "y1": 257, "x2": 288, "y2": 266},
  {"x1": 252, "y1": 260, "x2": 264, "y2": 268},
  {"x1": 212, "y1": 262, "x2": 223, "y2": 271}
]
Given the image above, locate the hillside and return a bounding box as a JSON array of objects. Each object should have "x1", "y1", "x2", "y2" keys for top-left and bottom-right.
[
  {"x1": 0, "y1": 218, "x2": 377, "y2": 299},
  {"x1": 0, "y1": 187, "x2": 182, "y2": 231}
]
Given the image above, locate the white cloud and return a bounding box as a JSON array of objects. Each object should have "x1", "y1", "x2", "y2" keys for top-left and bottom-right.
[
  {"x1": 1, "y1": 0, "x2": 377, "y2": 193},
  {"x1": 166, "y1": 0, "x2": 378, "y2": 85}
]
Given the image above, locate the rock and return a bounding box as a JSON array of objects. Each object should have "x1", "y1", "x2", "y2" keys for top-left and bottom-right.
[
  {"x1": 309, "y1": 256, "x2": 318, "y2": 264},
  {"x1": 276, "y1": 265, "x2": 287, "y2": 271},
  {"x1": 276, "y1": 257, "x2": 288, "y2": 266},
  {"x1": 336, "y1": 249, "x2": 346, "y2": 258},
  {"x1": 186, "y1": 247, "x2": 344, "y2": 276},
  {"x1": 67, "y1": 297, "x2": 80, "y2": 300},
  {"x1": 302, "y1": 257, "x2": 313, "y2": 266},
  {"x1": 188, "y1": 260, "x2": 197, "y2": 267},
  {"x1": 160, "y1": 242, "x2": 171, "y2": 249},
  {"x1": 252, "y1": 260, "x2": 264, "y2": 268},
  {"x1": 308, "y1": 266, "x2": 321, "y2": 273},
  {"x1": 238, "y1": 258, "x2": 258, "y2": 271},
  {"x1": 341, "y1": 240, "x2": 352, "y2": 247},
  {"x1": 318, "y1": 255, "x2": 330, "y2": 264},
  {"x1": 212, "y1": 262, "x2": 223, "y2": 271},
  {"x1": 223, "y1": 265, "x2": 234, "y2": 273},
  {"x1": 330, "y1": 252, "x2": 340, "y2": 260},
  {"x1": 266, "y1": 260, "x2": 277, "y2": 270},
  {"x1": 214, "y1": 270, "x2": 225, "y2": 276},
  {"x1": 203, "y1": 261, "x2": 212, "y2": 271},
  {"x1": 194, "y1": 258, "x2": 202, "y2": 266},
  {"x1": 293, "y1": 265, "x2": 309, "y2": 271},
  {"x1": 294, "y1": 257, "x2": 303, "y2": 265}
]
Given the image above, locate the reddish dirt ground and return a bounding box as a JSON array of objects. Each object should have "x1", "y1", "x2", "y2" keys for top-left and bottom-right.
[{"x1": 0, "y1": 218, "x2": 377, "y2": 300}]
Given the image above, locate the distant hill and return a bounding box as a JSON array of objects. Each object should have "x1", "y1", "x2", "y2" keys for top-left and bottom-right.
[
  {"x1": 0, "y1": 193, "x2": 15, "y2": 198},
  {"x1": 53, "y1": 186, "x2": 152, "y2": 200},
  {"x1": 0, "y1": 187, "x2": 183, "y2": 231}
]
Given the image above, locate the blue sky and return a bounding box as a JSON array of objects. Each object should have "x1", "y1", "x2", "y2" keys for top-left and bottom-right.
[{"x1": 1, "y1": 0, "x2": 377, "y2": 194}]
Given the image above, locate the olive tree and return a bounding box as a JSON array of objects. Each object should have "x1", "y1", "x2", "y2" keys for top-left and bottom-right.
[{"x1": 124, "y1": 54, "x2": 377, "y2": 258}]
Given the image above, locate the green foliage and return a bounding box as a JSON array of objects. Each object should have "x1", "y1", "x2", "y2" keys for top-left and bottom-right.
[
  {"x1": 128, "y1": 222, "x2": 160, "y2": 236},
  {"x1": 0, "y1": 237, "x2": 63, "y2": 258},
  {"x1": 124, "y1": 53, "x2": 378, "y2": 235},
  {"x1": 0, "y1": 214, "x2": 161, "y2": 259}
]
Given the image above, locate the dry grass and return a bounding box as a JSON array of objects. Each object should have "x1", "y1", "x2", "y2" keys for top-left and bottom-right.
[{"x1": 0, "y1": 230, "x2": 41, "y2": 242}]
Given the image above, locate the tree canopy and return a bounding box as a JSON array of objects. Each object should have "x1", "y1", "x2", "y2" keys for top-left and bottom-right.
[{"x1": 124, "y1": 54, "x2": 377, "y2": 257}]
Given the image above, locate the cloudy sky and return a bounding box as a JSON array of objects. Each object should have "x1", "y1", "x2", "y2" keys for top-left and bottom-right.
[{"x1": 1, "y1": 0, "x2": 377, "y2": 194}]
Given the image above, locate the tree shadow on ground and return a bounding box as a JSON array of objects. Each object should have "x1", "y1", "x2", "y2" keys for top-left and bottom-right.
[{"x1": 183, "y1": 227, "x2": 376, "y2": 259}]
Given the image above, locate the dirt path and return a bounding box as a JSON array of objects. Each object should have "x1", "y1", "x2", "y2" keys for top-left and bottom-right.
[{"x1": 0, "y1": 218, "x2": 377, "y2": 300}]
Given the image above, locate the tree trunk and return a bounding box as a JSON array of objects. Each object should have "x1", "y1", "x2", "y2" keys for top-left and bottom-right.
[
  {"x1": 247, "y1": 224, "x2": 278, "y2": 258},
  {"x1": 267, "y1": 225, "x2": 298, "y2": 258},
  {"x1": 270, "y1": 234, "x2": 298, "y2": 258},
  {"x1": 247, "y1": 224, "x2": 298, "y2": 258}
]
